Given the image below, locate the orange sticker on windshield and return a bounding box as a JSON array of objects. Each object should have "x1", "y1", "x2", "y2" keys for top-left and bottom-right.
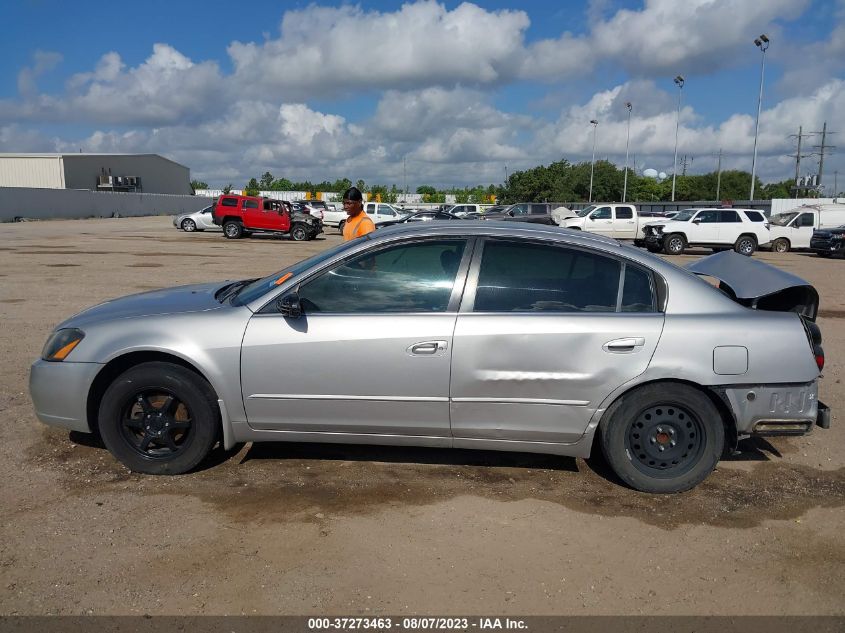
[{"x1": 274, "y1": 272, "x2": 293, "y2": 286}]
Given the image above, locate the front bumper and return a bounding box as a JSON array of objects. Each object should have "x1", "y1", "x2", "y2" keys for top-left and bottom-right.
[
  {"x1": 810, "y1": 238, "x2": 844, "y2": 254},
  {"x1": 29, "y1": 360, "x2": 103, "y2": 433},
  {"x1": 721, "y1": 382, "x2": 830, "y2": 436}
]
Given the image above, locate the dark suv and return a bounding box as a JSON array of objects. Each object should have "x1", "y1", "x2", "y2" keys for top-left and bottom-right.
[{"x1": 481, "y1": 203, "x2": 558, "y2": 225}]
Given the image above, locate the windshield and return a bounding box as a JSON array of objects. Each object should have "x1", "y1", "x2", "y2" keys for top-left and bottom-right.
[
  {"x1": 770, "y1": 212, "x2": 798, "y2": 226},
  {"x1": 671, "y1": 209, "x2": 697, "y2": 222},
  {"x1": 577, "y1": 205, "x2": 597, "y2": 217},
  {"x1": 231, "y1": 240, "x2": 361, "y2": 306}
]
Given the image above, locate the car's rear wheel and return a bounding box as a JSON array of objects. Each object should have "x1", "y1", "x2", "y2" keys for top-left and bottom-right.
[
  {"x1": 98, "y1": 362, "x2": 220, "y2": 474},
  {"x1": 599, "y1": 383, "x2": 724, "y2": 493},
  {"x1": 663, "y1": 234, "x2": 686, "y2": 255},
  {"x1": 290, "y1": 223, "x2": 308, "y2": 241},
  {"x1": 223, "y1": 221, "x2": 243, "y2": 239},
  {"x1": 181, "y1": 219, "x2": 196, "y2": 232},
  {"x1": 734, "y1": 234, "x2": 757, "y2": 256},
  {"x1": 772, "y1": 238, "x2": 790, "y2": 253}
]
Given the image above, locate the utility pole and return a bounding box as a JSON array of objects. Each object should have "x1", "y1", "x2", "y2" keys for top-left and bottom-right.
[
  {"x1": 811, "y1": 122, "x2": 836, "y2": 191},
  {"x1": 680, "y1": 155, "x2": 693, "y2": 176},
  {"x1": 403, "y1": 156, "x2": 407, "y2": 203},
  {"x1": 715, "y1": 149, "x2": 722, "y2": 201},
  {"x1": 788, "y1": 126, "x2": 814, "y2": 198}
]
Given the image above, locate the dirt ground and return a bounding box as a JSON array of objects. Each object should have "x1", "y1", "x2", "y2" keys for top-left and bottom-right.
[{"x1": 0, "y1": 216, "x2": 842, "y2": 616}]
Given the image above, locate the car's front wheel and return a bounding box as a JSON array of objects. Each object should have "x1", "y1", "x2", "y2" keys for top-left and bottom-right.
[
  {"x1": 98, "y1": 362, "x2": 220, "y2": 474},
  {"x1": 223, "y1": 221, "x2": 243, "y2": 239},
  {"x1": 181, "y1": 219, "x2": 196, "y2": 232},
  {"x1": 663, "y1": 234, "x2": 686, "y2": 255},
  {"x1": 734, "y1": 234, "x2": 757, "y2": 256},
  {"x1": 599, "y1": 383, "x2": 725, "y2": 493},
  {"x1": 290, "y1": 223, "x2": 308, "y2": 241},
  {"x1": 772, "y1": 238, "x2": 790, "y2": 253}
]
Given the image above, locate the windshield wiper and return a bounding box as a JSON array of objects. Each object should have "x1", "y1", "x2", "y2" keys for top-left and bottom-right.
[{"x1": 216, "y1": 278, "x2": 259, "y2": 303}]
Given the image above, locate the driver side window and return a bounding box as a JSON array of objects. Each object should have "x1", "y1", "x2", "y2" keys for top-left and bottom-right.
[
  {"x1": 298, "y1": 240, "x2": 467, "y2": 313},
  {"x1": 591, "y1": 207, "x2": 611, "y2": 220}
]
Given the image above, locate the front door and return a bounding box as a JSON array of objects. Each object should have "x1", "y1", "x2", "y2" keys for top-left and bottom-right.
[
  {"x1": 585, "y1": 206, "x2": 614, "y2": 236},
  {"x1": 241, "y1": 238, "x2": 470, "y2": 436},
  {"x1": 450, "y1": 238, "x2": 664, "y2": 444},
  {"x1": 689, "y1": 209, "x2": 721, "y2": 243}
]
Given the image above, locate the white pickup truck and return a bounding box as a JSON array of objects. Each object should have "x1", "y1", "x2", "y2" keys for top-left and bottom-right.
[
  {"x1": 323, "y1": 202, "x2": 409, "y2": 232},
  {"x1": 768, "y1": 202, "x2": 845, "y2": 253},
  {"x1": 560, "y1": 203, "x2": 657, "y2": 239}
]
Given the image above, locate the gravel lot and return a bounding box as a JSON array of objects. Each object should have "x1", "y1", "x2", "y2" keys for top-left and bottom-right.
[{"x1": 0, "y1": 216, "x2": 843, "y2": 616}]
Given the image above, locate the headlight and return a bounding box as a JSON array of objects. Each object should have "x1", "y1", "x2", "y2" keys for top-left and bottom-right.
[
  {"x1": 41, "y1": 328, "x2": 85, "y2": 362},
  {"x1": 831, "y1": 234, "x2": 843, "y2": 241}
]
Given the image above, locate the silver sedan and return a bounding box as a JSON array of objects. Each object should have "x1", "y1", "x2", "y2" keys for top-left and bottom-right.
[
  {"x1": 172, "y1": 205, "x2": 218, "y2": 232},
  {"x1": 29, "y1": 223, "x2": 830, "y2": 492}
]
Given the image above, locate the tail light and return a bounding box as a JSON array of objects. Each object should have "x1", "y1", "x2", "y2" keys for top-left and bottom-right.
[
  {"x1": 803, "y1": 319, "x2": 824, "y2": 371},
  {"x1": 815, "y1": 344, "x2": 825, "y2": 371}
]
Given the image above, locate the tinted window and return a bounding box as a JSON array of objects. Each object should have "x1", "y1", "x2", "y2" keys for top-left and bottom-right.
[
  {"x1": 529, "y1": 204, "x2": 548, "y2": 215},
  {"x1": 201, "y1": 207, "x2": 212, "y2": 215},
  {"x1": 473, "y1": 241, "x2": 620, "y2": 313},
  {"x1": 720, "y1": 210, "x2": 741, "y2": 223},
  {"x1": 591, "y1": 207, "x2": 612, "y2": 220},
  {"x1": 743, "y1": 211, "x2": 765, "y2": 222},
  {"x1": 621, "y1": 265, "x2": 656, "y2": 313},
  {"x1": 299, "y1": 240, "x2": 466, "y2": 313},
  {"x1": 616, "y1": 207, "x2": 634, "y2": 219},
  {"x1": 243, "y1": 199, "x2": 259, "y2": 209},
  {"x1": 696, "y1": 210, "x2": 720, "y2": 223},
  {"x1": 220, "y1": 197, "x2": 238, "y2": 207},
  {"x1": 799, "y1": 213, "x2": 815, "y2": 227},
  {"x1": 510, "y1": 204, "x2": 530, "y2": 216}
]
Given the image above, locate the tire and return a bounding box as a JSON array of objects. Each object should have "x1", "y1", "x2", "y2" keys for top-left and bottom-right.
[
  {"x1": 772, "y1": 238, "x2": 790, "y2": 253},
  {"x1": 663, "y1": 234, "x2": 686, "y2": 255},
  {"x1": 290, "y1": 223, "x2": 308, "y2": 242},
  {"x1": 818, "y1": 252, "x2": 832, "y2": 258},
  {"x1": 98, "y1": 362, "x2": 220, "y2": 475},
  {"x1": 734, "y1": 234, "x2": 757, "y2": 256},
  {"x1": 646, "y1": 245, "x2": 661, "y2": 253},
  {"x1": 338, "y1": 220, "x2": 346, "y2": 234},
  {"x1": 599, "y1": 383, "x2": 725, "y2": 493},
  {"x1": 181, "y1": 219, "x2": 196, "y2": 232},
  {"x1": 223, "y1": 221, "x2": 243, "y2": 239}
]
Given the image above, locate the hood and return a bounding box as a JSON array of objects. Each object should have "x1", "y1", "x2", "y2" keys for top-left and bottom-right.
[
  {"x1": 815, "y1": 225, "x2": 845, "y2": 235},
  {"x1": 58, "y1": 281, "x2": 230, "y2": 329},
  {"x1": 686, "y1": 251, "x2": 818, "y2": 320}
]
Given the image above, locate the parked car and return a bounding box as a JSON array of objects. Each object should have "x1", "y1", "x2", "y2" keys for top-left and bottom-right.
[
  {"x1": 809, "y1": 224, "x2": 845, "y2": 257},
  {"x1": 561, "y1": 204, "x2": 641, "y2": 239},
  {"x1": 172, "y1": 206, "x2": 219, "y2": 232},
  {"x1": 377, "y1": 211, "x2": 465, "y2": 228},
  {"x1": 294, "y1": 199, "x2": 328, "y2": 221},
  {"x1": 642, "y1": 208, "x2": 770, "y2": 256},
  {"x1": 768, "y1": 203, "x2": 845, "y2": 253},
  {"x1": 481, "y1": 202, "x2": 561, "y2": 225},
  {"x1": 213, "y1": 194, "x2": 322, "y2": 241},
  {"x1": 29, "y1": 222, "x2": 829, "y2": 493},
  {"x1": 322, "y1": 202, "x2": 409, "y2": 232},
  {"x1": 446, "y1": 204, "x2": 491, "y2": 217}
]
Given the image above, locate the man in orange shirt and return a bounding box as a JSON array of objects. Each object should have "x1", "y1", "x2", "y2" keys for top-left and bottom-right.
[{"x1": 341, "y1": 186, "x2": 375, "y2": 241}]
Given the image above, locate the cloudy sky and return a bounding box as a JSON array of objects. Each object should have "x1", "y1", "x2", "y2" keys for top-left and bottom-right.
[{"x1": 1, "y1": 0, "x2": 843, "y2": 192}]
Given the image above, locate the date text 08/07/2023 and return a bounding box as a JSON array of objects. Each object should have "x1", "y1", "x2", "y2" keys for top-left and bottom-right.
[{"x1": 307, "y1": 617, "x2": 528, "y2": 630}]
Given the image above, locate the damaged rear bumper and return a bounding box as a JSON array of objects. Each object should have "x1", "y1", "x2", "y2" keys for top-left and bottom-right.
[{"x1": 720, "y1": 382, "x2": 831, "y2": 437}]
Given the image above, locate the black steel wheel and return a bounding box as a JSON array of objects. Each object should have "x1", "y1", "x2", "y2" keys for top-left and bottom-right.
[
  {"x1": 600, "y1": 383, "x2": 724, "y2": 493},
  {"x1": 663, "y1": 234, "x2": 686, "y2": 255},
  {"x1": 98, "y1": 362, "x2": 220, "y2": 474},
  {"x1": 772, "y1": 238, "x2": 790, "y2": 253},
  {"x1": 223, "y1": 221, "x2": 243, "y2": 239},
  {"x1": 290, "y1": 223, "x2": 308, "y2": 241},
  {"x1": 734, "y1": 234, "x2": 757, "y2": 256}
]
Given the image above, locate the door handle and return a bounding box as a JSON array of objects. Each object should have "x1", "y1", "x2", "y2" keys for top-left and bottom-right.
[
  {"x1": 603, "y1": 337, "x2": 645, "y2": 353},
  {"x1": 408, "y1": 341, "x2": 448, "y2": 356}
]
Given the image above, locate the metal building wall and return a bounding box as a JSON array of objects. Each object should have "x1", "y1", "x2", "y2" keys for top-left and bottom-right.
[
  {"x1": 61, "y1": 154, "x2": 192, "y2": 194},
  {"x1": 0, "y1": 155, "x2": 65, "y2": 189}
]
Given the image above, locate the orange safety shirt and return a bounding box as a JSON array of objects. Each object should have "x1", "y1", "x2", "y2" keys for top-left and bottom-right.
[{"x1": 342, "y1": 213, "x2": 376, "y2": 241}]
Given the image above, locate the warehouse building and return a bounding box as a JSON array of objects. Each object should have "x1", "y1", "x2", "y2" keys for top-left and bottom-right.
[{"x1": 0, "y1": 153, "x2": 192, "y2": 195}]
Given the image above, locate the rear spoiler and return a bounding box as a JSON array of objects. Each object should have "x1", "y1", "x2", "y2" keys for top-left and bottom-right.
[{"x1": 687, "y1": 251, "x2": 818, "y2": 321}]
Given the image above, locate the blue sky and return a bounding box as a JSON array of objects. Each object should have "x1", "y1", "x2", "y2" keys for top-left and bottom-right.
[{"x1": 2, "y1": 0, "x2": 843, "y2": 192}]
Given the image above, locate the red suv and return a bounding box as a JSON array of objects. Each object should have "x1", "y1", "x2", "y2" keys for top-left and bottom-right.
[{"x1": 213, "y1": 194, "x2": 322, "y2": 241}]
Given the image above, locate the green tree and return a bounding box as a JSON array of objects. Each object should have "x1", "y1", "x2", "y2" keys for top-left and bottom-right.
[
  {"x1": 332, "y1": 178, "x2": 352, "y2": 193},
  {"x1": 190, "y1": 179, "x2": 208, "y2": 191},
  {"x1": 222, "y1": 183, "x2": 233, "y2": 194},
  {"x1": 270, "y1": 178, "x2": 293, "y2": 191},
  {"x1": 355, "y1": 179, "x2": 367, "y2": 193},
  {"x1": 417, "y1": 185, "x2": 436, "y2": 196},
  {"x1": 259, "y1": 172, "x2": 274, "y2": 190},
  {"x1": 244, "y1": 178, "x2": 260, "y2": 196}
]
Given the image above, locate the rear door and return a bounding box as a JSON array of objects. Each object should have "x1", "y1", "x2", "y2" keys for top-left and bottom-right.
[
  {"x1": 717, "y1": 210, "x2": 743, "y2": 243},
  {"x1": 450, "y1": 238, "x2": 664, "y2": 444},
  {"x1": 242, "y1": 197, "x2": 267, "y2": 229},
  {"x1": 612, "y1": 205, "x2": 637, "y2": 239}
]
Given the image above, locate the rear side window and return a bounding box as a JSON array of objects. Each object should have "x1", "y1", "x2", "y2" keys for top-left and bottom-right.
[
  {"x1": 616, "y1": 207, "x2": 634, "y2": 219},
  {"x1": 743, "y1": 211, "x2": 765, "y2": 222},
  {"x1": 243, "y1": 199, "x2": 259, "y2": 209},
  {"x1": 220, "y1": 197, "x2": 238, "y2": 207},
  {"x1": 530, "y1": 204, "x2": 548, "y2": 215},
  {"x1": 473, "y1": 241, "x2": 621, "y2": 313},
  {"x1": 720, "y1": 210, "x2": 741, "y2": 222},
  {"x1": 621, "y1": 266, "x2": 657, "y2": 312}
]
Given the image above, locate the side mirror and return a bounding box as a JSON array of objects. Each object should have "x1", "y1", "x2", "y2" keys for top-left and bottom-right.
[
  {"x1": 588, "y1": 215, "x2": 596, "y2": 221},
  {"x1": 277, "y1": 292, "x2": 302, "y2": 319},
  {"x1": 692, "y1": 218, "x2": 702, "y2": 224}
]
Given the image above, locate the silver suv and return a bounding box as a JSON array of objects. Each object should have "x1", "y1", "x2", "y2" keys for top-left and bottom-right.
[{"x1": 642, "y1": 208, "x2": 770, "y2": 256}]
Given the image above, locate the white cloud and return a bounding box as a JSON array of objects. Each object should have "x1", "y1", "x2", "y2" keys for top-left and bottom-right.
[{"x1": 16, "y1": 50, "x2": 62, "y2": 98}]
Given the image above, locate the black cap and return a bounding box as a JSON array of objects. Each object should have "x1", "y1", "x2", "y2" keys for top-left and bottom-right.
[{"x1": 342, "y1": 186, "x2": 364, "y2": 202}]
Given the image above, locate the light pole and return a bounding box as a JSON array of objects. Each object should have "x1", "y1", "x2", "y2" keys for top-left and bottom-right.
[
  {"x1": 623, "y1": 102, "x2": 632, "y2": 202},
  {"x1": 750, "y1": 34, "x2": 769, "y2": 201},
  {"x1": 588, "y1": 119, "x2": 598, "y2": 203},
  {"x1": 671, "y1": 75, "x2": 684, "y2": 202}
]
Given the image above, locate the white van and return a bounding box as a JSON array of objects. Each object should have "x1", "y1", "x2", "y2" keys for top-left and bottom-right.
[{"x1": 769, "y1": 202, "x2": 845, "y2": 253}]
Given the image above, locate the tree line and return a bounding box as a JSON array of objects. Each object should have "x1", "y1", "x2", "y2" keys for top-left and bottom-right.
[{"x1": 191, "y1": 161, "x2": 801, "y2": 204}]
